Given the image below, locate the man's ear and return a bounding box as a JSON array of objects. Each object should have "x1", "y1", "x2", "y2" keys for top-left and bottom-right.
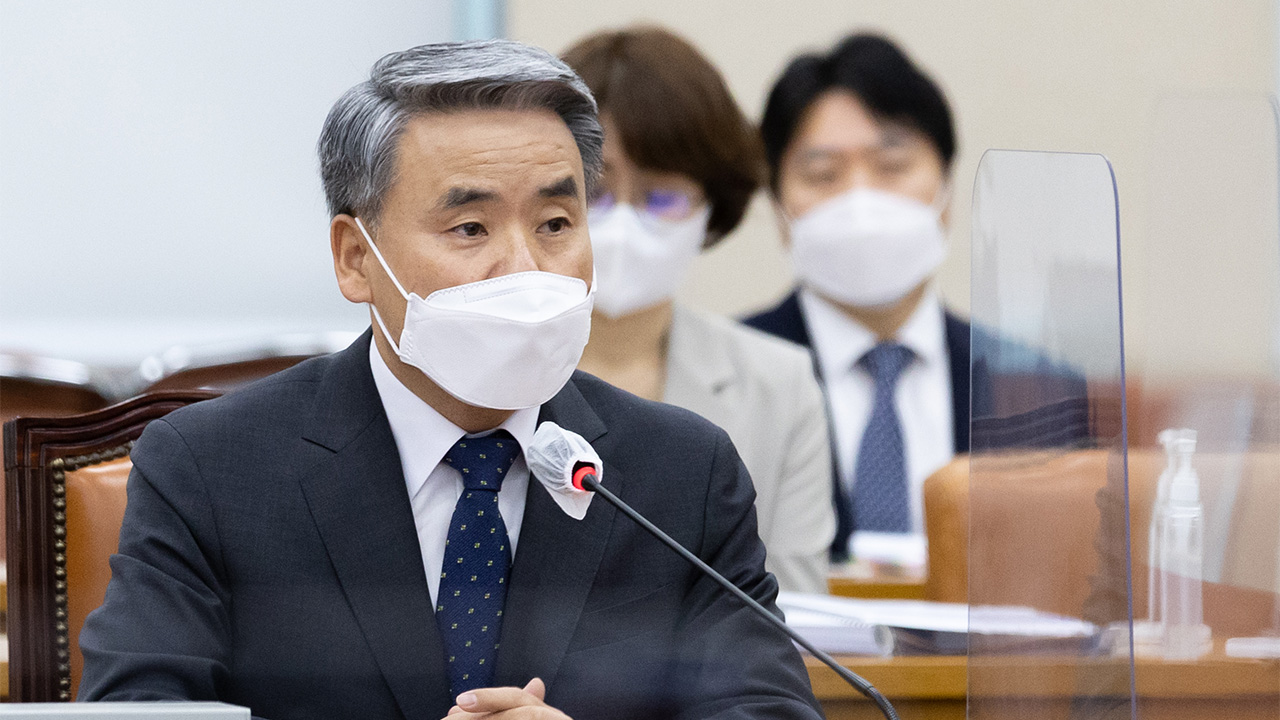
[{"x1": 331, "y1": 214, "x2": 373, "y2": 304}]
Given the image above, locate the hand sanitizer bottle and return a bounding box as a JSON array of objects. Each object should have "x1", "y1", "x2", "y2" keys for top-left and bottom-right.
[
  {"x1": 1159, "y1": 430, "x2": 1211, "y2": 660},
  {"x1": 1133, "y1": 429, "x2": 1180, "y2": 656}
]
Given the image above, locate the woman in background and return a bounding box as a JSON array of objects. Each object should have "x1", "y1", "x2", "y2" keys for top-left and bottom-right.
[{"x1": 564, "y1": 27, "x2": 835, "y2": 594}]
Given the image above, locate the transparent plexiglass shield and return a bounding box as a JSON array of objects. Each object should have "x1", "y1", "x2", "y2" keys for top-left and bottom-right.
[
  {"x1": 969, "y1": 150, "x2": 1134, "y2": 719},
  {"x1": 1125, "y1": 94, "x2": 1280, "y2": 719}
]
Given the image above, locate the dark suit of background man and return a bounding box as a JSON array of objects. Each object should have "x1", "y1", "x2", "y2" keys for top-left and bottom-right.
[
  {"x1": 744, "y1": 34, "x2": 968, "y2": 561},
  {"x1": 79, "y1": 40, "x2": 823, "y2": 720}
]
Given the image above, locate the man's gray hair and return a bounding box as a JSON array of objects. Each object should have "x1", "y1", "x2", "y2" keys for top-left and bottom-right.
[{"x1": 318, "y1": 40, "x2": 603, "y2": 222}]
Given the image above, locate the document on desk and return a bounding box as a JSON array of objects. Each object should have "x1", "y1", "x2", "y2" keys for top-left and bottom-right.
[{"x1": 778, "y1": 592, "x2": 1102, "y2": 656}]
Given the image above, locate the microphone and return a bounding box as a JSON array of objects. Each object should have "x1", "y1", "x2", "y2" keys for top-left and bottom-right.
[{"x1": 530, "y1": 422, "x2": 899, "y2": 720}]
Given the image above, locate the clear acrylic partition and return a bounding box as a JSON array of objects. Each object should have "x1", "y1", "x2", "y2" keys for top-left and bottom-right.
[
  {"x1": 968, "y1": 150, "x2": 1134, "y2": 719},
  {"x1": 1125, "y1": 94, "x2": 1280, "y2": 719}
]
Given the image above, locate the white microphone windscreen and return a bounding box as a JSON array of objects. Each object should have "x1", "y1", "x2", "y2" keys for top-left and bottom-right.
[{"x1": 527, "y1": 421, "x2": 599, "y2": 520}]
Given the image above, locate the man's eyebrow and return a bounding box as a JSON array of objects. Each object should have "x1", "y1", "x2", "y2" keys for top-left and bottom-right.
[
  {"x1": 441, "y1": 187, "x2": 498, "y2": 209},
  {"x1": 539, "y1": 176, "x2": 579, "y2": 199}
]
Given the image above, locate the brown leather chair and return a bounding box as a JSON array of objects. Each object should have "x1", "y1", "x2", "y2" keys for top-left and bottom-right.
[
  {"x1": 139, "y1": 333, "x2": 357, "y2": 393},
  {"x1": 0, "y1": 354, "x2": 109, "y2": 423},
  {"x1": 924, "y1": 448, "x2": 1280, "y2": 634},
  {"x1": 922, "y1": 455, "x2": 969, "y2": 604},
  {"x1": 0, "y1": 355, "x2": 113, "y2": 572},
  {"x1": 3, "y1": 390, "x2": 216, "y2": 701},
  {"x1": 924, "y1": 450, "x2": 1115, "y2": 617}
]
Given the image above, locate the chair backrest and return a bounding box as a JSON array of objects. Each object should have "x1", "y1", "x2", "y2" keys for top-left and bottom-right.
[
  {"x1": 2, "y1": 391, "x2": 217, "y2": 702},
  {"x1": 923, "y1": 455, "x2": 969, "y2": 603},
  {"x1": 0, "y1": 357, "x2": 113, "y2": 571},
  {"x1": 138, "y1": 333, "x2": 357, "y2": 394},
  {"x1": 924, "y1": 448, "x2": 1280, "y2": 633},
  {"x1": 924, "y1": 450, "x2": 1114, "y2": 616},
  {"x1": 0, "y1": 354, "x2": 108, "y2": 423},
  {"x1": 143, "y1": 356, "x2": 310, "y2": 393}
]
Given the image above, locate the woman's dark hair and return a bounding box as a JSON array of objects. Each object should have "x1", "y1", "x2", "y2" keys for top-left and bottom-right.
[
  {"x1": 563, "y1": 27, "x2": 765, "y2": 246},
  {"x1": 760, "y1": 33, "x2": 956, "y2": 193}
]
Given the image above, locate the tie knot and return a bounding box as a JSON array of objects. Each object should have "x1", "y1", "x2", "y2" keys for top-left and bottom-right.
[
  {"x1": 443, "y1": 430, "x2": 520, "y2": 491},
  {"x1": 859, "y1": 342, "x2": 915, "y2": 385}
]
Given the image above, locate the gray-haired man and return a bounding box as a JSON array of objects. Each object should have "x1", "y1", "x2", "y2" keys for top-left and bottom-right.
[{"x1": 78, "y1": 40, "x2": 824, "y2": 720}]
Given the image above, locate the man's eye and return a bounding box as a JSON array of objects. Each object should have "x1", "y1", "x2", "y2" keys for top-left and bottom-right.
[
  {"x1": 452, "y1": 222, "x2": 486, "y2": 237},
  {"x1": 541, "y1": 217, "x2": 571, "y2": 233}
]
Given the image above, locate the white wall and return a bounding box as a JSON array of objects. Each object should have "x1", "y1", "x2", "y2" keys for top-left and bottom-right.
[{"x1": 0, "y1": 0, "x2": 453, "y2": 364}]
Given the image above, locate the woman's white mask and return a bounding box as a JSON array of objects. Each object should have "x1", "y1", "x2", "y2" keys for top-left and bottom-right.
[
  {"x1": 355, "y1": 218, "x2": 594, "y2": 410},
  {"x1": 788, "y1": 187, "x2": 947, "y2": 308},
  {"x1": 588, "y1": 204, "x2": 710, "y2": 318}
]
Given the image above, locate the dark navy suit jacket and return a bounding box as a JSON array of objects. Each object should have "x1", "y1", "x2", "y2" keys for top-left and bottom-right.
[
  {"x1": 743, "y1": 290, "x2": 971, "y2": 454},
  {"x1": 79, "y1": 331, "x2": 824, "y2": 720},
  {"x1": 744, "y1": 291, "x2": 1089, "y2": 556}
]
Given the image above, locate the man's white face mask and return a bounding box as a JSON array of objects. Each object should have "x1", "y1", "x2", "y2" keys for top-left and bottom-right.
[
  {"x1": 356, "y1": 218, "x2": 594, "y2": 410},
  {"x1": 588, "y1": 203, "x2": 710, "y2": 318},
  {"x1": 788, "y1": 187, "x2": 947, "y2": 308}
]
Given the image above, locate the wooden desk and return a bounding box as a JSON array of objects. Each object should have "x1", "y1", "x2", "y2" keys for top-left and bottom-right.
[
  {"x1": 827, "y1": 563, "x2": 928, "y2": 601},
  {"x1": 808, "y1": 655, "x2": 966, "y2": 720},
  {"x1": 809, "y1": 652, "x2": 1280, "y2": 720},
  {"x1": 827, "y1": 576, "x2": 927, "y2": 601}
]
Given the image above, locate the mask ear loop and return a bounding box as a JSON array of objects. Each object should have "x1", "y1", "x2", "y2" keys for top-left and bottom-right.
[{"x1": 354, "y1": 217, "x2": 409, "y2": 357}]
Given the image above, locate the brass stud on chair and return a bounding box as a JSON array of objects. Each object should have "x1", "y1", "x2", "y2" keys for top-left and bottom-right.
[{"x1": 45, "y1": 443, "x2": 133, "y2": 701}]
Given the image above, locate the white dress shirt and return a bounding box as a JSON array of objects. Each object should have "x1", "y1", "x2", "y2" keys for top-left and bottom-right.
[
  {"x1": 799, "y1": 288, "x2": 955, "y2": 537},
  {"x1": 368, "y1": 342, "x2": 537, "y2": 607}
]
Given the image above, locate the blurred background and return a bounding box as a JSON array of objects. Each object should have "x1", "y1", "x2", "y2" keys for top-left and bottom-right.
[{"x1": 0, "y1": 0, "x2": 1275, "y2": 376}]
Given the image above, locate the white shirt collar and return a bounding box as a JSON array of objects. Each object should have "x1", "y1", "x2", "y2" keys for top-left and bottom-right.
[
  {"x1": 367, "y1": 340, "x2": 540, "y2": 499},
  {"x1": 799, "y1": 286, "x2": 948, "y2": 379}
]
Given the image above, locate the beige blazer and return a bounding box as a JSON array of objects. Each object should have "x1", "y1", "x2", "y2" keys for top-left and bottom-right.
[{"x1": 663, "y1": 304, "x2": 835, "y2": 593}]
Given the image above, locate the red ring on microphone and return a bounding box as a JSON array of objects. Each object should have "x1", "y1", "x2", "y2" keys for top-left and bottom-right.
[{"x1": 572, "y1": 465, "x2": 597, "y2": 491}]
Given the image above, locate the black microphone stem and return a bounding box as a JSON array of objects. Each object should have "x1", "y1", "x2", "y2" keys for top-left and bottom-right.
[{"x1": 580, "y1": 474, "x2": 900, "y2": 720}]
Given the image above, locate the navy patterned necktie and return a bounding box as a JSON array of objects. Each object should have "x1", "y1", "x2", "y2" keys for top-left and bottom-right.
[
  {"x1": 852, "y1": 342, "x2": 915, "y2": 533},
  {"x1": 435, "y1": 430, "x2": 520, "y2": 695}
]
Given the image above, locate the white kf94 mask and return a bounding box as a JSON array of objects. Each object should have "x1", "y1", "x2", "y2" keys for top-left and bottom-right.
[
  {"x1": 355, "y1": 218, "x2": 594, "y2": 410},
  {"x1": 588, "y1": 204, "x2": 711, "y2": 318},
  {"x1": 788, "y1": 187, "x2": 947, "y2": 308}
]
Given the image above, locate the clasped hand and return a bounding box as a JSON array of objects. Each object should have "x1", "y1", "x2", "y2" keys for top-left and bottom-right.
[{"x1": 444, "y1": 677, "x2": 571, "y2": 720}]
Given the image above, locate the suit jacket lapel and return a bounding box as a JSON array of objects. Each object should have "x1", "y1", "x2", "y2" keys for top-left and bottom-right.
[
  {"x1": 944, "y1": 311, "x2": 972, "y2": 453},
  {"x1": 493, "y1": 374, "x2": 616, "y2": 690},
  {"x1": 298, "y1": 331, "x2": 451, "y2": 719}
]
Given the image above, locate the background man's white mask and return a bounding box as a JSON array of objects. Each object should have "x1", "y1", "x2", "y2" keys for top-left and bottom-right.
[{"x1": 788, "y1": 187, "x2": 947, "y2": 308}]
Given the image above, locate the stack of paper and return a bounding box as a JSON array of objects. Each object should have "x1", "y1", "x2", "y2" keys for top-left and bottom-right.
[{"x1": 778, "y1": 592, "x2": 1102, "y2": 656}]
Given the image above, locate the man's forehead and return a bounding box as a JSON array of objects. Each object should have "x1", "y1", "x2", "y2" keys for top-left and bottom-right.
[
  {"x1": 393, "y1": 109, "x2": 584, "y2": 193},
  {"x1": 402, "y1": 111, "x2": 578, "y2": 162}
]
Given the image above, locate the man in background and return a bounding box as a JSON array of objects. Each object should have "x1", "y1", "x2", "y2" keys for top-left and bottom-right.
[{"x1": 745, "y1": 34, "x2": 965, "y2": 560}]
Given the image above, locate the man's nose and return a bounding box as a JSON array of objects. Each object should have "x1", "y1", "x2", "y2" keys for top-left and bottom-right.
[{"x1": 497, "y1": 229, "x2": 541, "y2": 274}]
